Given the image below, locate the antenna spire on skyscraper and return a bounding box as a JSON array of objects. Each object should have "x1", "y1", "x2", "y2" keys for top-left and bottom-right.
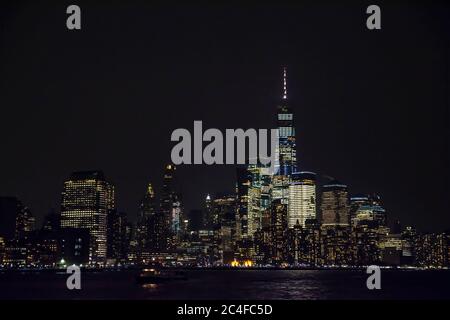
[{"x1": 282, "y1": 66, "x2": 288, "y2": 100}]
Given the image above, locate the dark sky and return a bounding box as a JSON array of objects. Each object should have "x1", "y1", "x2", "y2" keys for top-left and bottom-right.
[{"x1": 0, "y1": 1, "x2": 449, "y2": 232}]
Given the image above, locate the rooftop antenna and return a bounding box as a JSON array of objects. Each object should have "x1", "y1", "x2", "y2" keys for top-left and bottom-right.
[{"x1": 282, "y1": 66, "x2": 288, "y2": 100}]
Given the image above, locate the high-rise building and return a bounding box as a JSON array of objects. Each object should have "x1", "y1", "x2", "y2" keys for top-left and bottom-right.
[
  {"x1": 353, "y1": 204, "x2": 387, "y2": 228},
  {"x1": 321, "y1": 181, "x2": 349, "y2": 227},
  {"x1": 349, "y1": 194, "x2": 385, "y2": 228},
  {"x1": 0, "y1": 197, "x2": 24, "y2": 240},
  {"x1": 348, "y1": 194, "x2": 388, "y2": 266},
  {"x1": 15, "y1": 207, "x2": 35, "y2": 241},
  {"x1": 171, "y1": 192, "x2": 183, "y2": 238},
  {"x1": 188, "y1": 209, "x2": 203, "y2": 231},
  {"x1": 42, "y1": 209, "x2": 60, "y2": 232},
  {"x1": 203, "y1": 194, "x2": 213, "y2": 229},
  {"x1": 247, "y1": 164, "x2": 272, "y2": 237},
  {"x1": 107, "y1": 210, "x2": 129, "y2": 264},
  {"x1": 0, "y1": 237, "x2": 5, "y2": 265},
  {"x1": 276, "y1": 67, "x2": 297, "y2": 177},
  {"x1": 235, "y1": 167, "x2": 251, "y2": 241},
  {"x1": 211, "y1": 193, "x2": 237, "y2": 264},
  {"x1": 136, "y1": 183, "x2": 159, "y2": 260},
  {"x1": 160, "y1": 164, "x2": 183, "y2": 250},
  {"x1": 414, "y1": 233, "x2": 449, "y2": 268},
  {"x1": 271, "y1": 174, "x2": 290, "y2": 207},
  {"x1": 349, "y1": 195, "x2": 370, "y2": 226},
  {"x1": 0, "y1": 198, "x2": 36, "y2": 266},
  {"x1": 271, "y1": 199, "x2": 288, "y2": 264},
  {"x1": 59, "y1": 228, "x2": 91, "y2": 266},
  {"x1": 60, "y1": 171, "x2": 115, "y2": 263},
  {"x1": 401, "y1": 226, "x2": 416, "y2": 265},
  {"x1": 288, "y1": 171, "x2": 317, "y2": 228},
  {"x1": 321, "y1": 226, "x2": 353, "y2": 266},
  {"x1": 271, "y1": 67, "x2": 298, "y2": 211}
]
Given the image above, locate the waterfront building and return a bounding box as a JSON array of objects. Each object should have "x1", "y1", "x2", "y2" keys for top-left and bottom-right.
[
  {"x1": 107, "y1": 210, "x2": 129, "y2": 264},
  {"x1": 60, "y1": 170, "x2": 115, "y2": 263},
  {"x1": 136, "y1": 183, "x2": 159, "y2": 262},
  {"x1": 288, "y1": 171, "x2": 316, "y2": 228},
  {"x1": 415, "y1": 233, "x2": 449, "y2": 268},
  {"x1": 159, "y1": 164, "x2": 185, "y2": 251},
  {"x1": 271, "y1": 199, "x2": 288, "y2": 264},
  {"x1": 210, "y1": 194, "x2": 237, "y2": 264},
  {"x1": 321, "y1": 181, "x2": 349, "y2": 227},
  {"x1": 321, "y1": 225, "x2": 353, "y2": 266}
]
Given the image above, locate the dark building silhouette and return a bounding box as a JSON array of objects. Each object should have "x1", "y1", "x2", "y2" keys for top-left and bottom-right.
[
  {"x1": 41, "y1": 209, "x2": 60, "y2": 233},
  {"x1": 60, "y1": 228, "x2": 90, "y2": 265},
  {"x1": 188, "y1": 209, "x2": 203, "y2": 231},
  {"x1": 136, "y1": 183, "x2": 159, "y2": 262},
  {"x1": 15, "y1": 207, "x2": 35, "y2": 241},
  {"x1": 107, "y1": 210, "x2": 129, "y2": 264},
  {"x1": 0, "y1": 197, "x2": 23, "y2": 240}
]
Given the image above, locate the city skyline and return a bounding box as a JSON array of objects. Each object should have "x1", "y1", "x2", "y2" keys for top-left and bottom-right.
[
  {"x1": 0, "y1": 2, "x2": 448, "y2": 234},
  {"x1": 0, "y1": 65, "x2": 448, "y2": 235},
  {"x1": 2, "y1": 1, "x2": 450, "y2": 306},
  {"x1": 1, "y1": 66, "x2": 449, "y2": 269},
  {"x1": 0, "y1": 64, "x2": 449, "y2": 233}
]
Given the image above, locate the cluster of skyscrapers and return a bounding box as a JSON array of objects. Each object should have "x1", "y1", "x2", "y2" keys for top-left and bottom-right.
[{"x1": 0, "y1": 69, "x2": 449, "y2": 269}]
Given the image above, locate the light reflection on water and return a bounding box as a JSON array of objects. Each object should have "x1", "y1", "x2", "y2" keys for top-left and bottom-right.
[
  {"x1": 142, "y1": 283, "x2": 158, "y2": 290},
  {"x1": 0, "y1": 269, "x2": 450, "y2": 300}
]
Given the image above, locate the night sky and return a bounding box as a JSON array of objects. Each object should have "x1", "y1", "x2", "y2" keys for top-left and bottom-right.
[{"x1": 0, "y1": 1, "x2": 448, "y2": 232}]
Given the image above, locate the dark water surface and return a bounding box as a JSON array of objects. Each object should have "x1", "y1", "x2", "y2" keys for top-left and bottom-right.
[{"x1": 1, "y1": 269, "x2": 449, "y2": 300}]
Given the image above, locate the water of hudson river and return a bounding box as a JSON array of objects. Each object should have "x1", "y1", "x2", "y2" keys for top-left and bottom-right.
[{"x1": 1, "y1": 269, "x2": 449, "y2": 300}]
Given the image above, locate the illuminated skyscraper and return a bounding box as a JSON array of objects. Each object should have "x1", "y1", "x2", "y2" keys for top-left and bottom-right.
[
  {"x1": 210, "y1": 193, "x2": 237, "y2": 264},
  {"x1": 321, "y1": 181, "x2": 349, "y2": 227},
  {"x1": 160, "y1": 164, "x2": 183, "y2": 250},
  {"x1": 349, "y1": 194, "x2": 385, "y2": 227},
  {"x1": 288, "y1": 171, "x2": 316, "y2": 228},
  {"x1": 0, "y1": 237, "x2": 4, "y2": 265},
  {"x1": 271, "y1": 199, "x2": 287, "y2": 264},
  {"x1": 136, "y1": 183, "x2": 159, "y2": 260},
  {"x1": 353, "y1": 204, "x2": 387, "y2": 228},
  {"x1": 272, "y1": 67, "x2": 297, "y2": 208},
  {"x1": 247, "y1": 164, "x2": 272, "y2": 237},
  {"x1": 415, "y1": 233, "x2": 450, "y2": 268},
  {"x1": 203, "y1": 194, "x2": 213, "y2": 229},
  {"x1": 235, "y1": 167, "x2": 251, "y2": 240},
  {"x1": 171, "y1": 192, "x2": 183, "y2": 237},
  {"x1": 276, "y1": 67, "x2": 297, "y2": 177},
  {"x1": 60, "y1": 171, "x2": 115, "y2": 263}
]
